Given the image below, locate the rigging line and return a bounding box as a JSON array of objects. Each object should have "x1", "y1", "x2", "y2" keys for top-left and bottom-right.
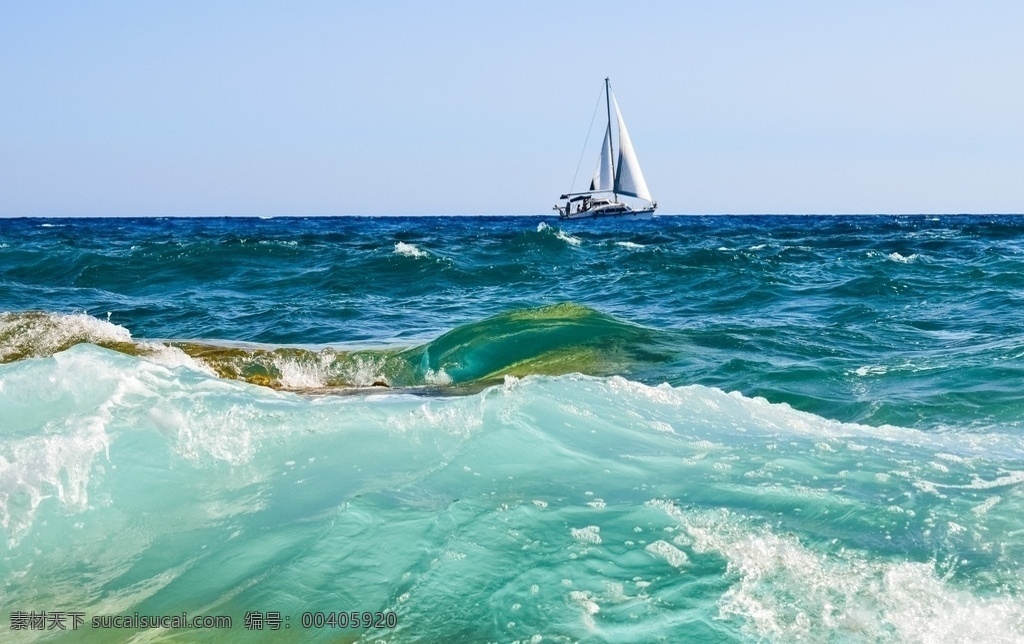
[{"x1": 568, "y1": 83, "x2": 606, "y2": 193}]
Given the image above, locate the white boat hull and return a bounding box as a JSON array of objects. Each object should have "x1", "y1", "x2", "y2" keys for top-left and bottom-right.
[{"x1": 560, "y1": 207, "x2": 655, "y2": 221}]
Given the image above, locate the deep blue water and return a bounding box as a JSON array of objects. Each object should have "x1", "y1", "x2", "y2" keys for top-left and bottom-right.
[{"x1": 2, "y1": 215, "x2": 1023, "y2": 642}]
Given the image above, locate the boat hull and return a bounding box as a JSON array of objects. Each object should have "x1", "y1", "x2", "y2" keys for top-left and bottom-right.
[{"x1": 560, "y1": 207, "x2": 655, "y2": 221}]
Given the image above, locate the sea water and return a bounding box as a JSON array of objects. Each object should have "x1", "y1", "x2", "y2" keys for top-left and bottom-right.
[{"x1": 1, "y1": 215, "x2": 1023, "y2": 642}]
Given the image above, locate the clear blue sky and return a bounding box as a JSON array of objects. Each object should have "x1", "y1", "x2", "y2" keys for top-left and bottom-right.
[{"x1": 1, "y1": 1, "x2": 1022, "y2": 216}]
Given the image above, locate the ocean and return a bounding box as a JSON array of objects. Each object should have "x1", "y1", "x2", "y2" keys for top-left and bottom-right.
[{"x1": 1, "y1": 214, "x2": 1023, "y2": 642}]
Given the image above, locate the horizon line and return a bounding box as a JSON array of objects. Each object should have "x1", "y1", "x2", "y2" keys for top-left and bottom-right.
[{"x1": 3, "y1": 212, "x2": 1024, "y2": 219}]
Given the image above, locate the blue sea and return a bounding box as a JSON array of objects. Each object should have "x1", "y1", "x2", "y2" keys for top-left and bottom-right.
[{"x1": 2, "y1": 214, "x2": 1023, "y2": 642}]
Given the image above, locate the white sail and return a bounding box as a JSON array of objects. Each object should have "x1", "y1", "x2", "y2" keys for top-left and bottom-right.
[
  {"x1": 612, "y1": 95, "x2": 652, "y2": 203},
  {"x1": 590, "y1": 123, "x2": 614, "y2": 192}
]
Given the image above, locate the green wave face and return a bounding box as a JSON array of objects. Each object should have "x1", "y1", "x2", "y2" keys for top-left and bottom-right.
[
  {"x1": 398, "y1": 303, "x2": 670, "y2": 387},
  {"x1": 1, "y1": 305, "x2": 674, "y2": 392}
]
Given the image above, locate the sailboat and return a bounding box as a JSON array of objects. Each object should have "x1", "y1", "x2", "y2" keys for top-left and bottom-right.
[{"x1": 555, "y1": 78, "x2": 657, "y2": 220}]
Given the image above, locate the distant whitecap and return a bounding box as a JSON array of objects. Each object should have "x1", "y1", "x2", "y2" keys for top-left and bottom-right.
[
  {"x1": 616, "y1": 241, "x2": 645, "y2": 249},
  {"x1": 394, "y1": 241, "x2": 428, "y2": 258},
  {"x1": 888, "y1": 252, "x2": 920, "y2": 263}
]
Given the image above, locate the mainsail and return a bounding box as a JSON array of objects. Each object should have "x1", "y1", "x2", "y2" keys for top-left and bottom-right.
[{"x1": 612, "y1": 96, "x2": 652, "y2": 202}]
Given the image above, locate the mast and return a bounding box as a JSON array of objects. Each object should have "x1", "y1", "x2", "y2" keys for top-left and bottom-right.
[{"x1": 605, "y1": 77, "x2": 617, "y2": 202}]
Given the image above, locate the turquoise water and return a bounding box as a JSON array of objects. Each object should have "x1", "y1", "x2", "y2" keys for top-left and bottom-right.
[{"x1": 2, "y1": 215, "x2": 1023, "y2": 641}]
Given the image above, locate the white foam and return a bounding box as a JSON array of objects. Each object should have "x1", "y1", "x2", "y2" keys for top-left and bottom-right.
[
  {"x1": 388, "y1": 400, "x2": 483, "y2": 438},
  {"x1": 937, "y1": 470, "x2": 1024, "y2": 490},
  {"x1": 140, "y1": 342, "x2": 217, "y2": 376},
  {"x1": 264, "y1": 351, "x2": 393, "y2": 389},
  {"x1": 971, "y1": 496, "x2": 1001, "y2": 516},
  {"x1": 888, "y1": 252, "x2": 921, "y2": 263},
  {"x1": 555, "y1": 230, "x2": 582, "y2": 246},
  {"x1": 596, "y1": 375, "x2": 999, "y2": 456},
  {"x1": 40, "y1": 344, "x2": 288, "y2": 471},
  {"x1": 645, "y1": 540, "x2": 689, "y2": 567},
  {"x1": 394, "y1": 241, "x2": 428, "y2": 258},
  {"x1": 568, "y1": 590, "x2": 600, "y2": 620},
  {"x1": 424, "y1": 368, "x2": 452, "y2": 386},
  {"x1": 570, "y1": 525, "x2": 602, "y2": 544},
  {"x1": 0, "y1": 420, "x2": 110, "y2": 547},
  {"x1": 273, "y1": 354, "x2": 328, "y2": 388},
  {"x1": 163, "y1": 397, "x2": 268, "y2": 466},
  {"x1": 615, "y1": 241, "x2": 645, "y2": 249},
  {"x1": 854, "y1": 365, "x2": 888, "y2": 377},
  {"x1": 648, "y1": 501, "x2": 1024, "y2": 642},
  {"x1": 0, "y1": 348, "x2": 127, "y2": 546},
  {"x1": 649, "y1": 420, "x2": 675, "y2": 433}
]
